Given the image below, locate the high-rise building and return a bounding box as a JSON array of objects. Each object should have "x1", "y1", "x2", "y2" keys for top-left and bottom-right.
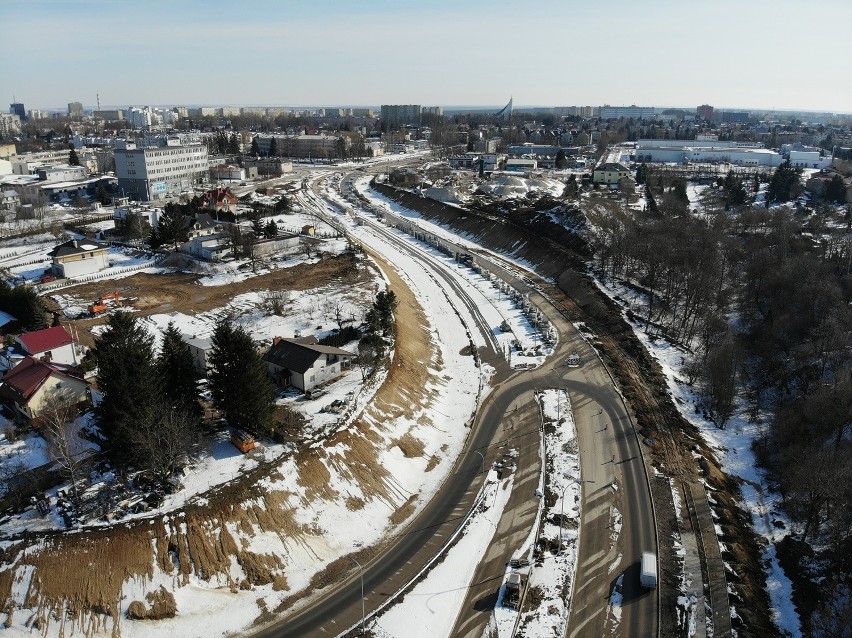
[
  {"x1": 0, "y1": 114, "x2": 22, "y2": 137},
  {"x1": 697, "y1": 104, "x2": 714, "y2": 121},
  {"x1": 380, "y1": 104, "x2": 422, "y2": 129},
  {"x1": 67, "y1": 101, "x2": 84, "y2": 118},
  {"x1": 9, "y1": 103, "x2": 26, "y2": 121},
  {"x1": 114, "y1": 139, "x2": 208, "y2": 201}
]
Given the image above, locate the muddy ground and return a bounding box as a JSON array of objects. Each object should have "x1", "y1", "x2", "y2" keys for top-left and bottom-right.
[{"x1": 44, "y1": 252, "x2": 360, "y2": 347}]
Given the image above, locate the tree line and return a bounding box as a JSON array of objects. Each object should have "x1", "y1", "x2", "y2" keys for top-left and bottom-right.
[{"x1": 591, "y1": 170, "x2": 852, "y2": 633}]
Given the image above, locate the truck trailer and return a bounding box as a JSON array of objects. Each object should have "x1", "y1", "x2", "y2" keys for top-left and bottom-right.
[{"x1": 640, "y1": 552, "x2": 658, "y2": 589}]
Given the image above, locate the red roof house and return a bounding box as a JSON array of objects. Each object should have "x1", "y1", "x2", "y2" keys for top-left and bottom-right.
[
  {"x1": 15, "y1": 326, "x2": 77, "y2": 365},
  {"x1": 0, "y1": 356, "x2": 89, "y2": 423},
  {"x1": 200, "y1": 187, "x2": 239, "y2": 214}
]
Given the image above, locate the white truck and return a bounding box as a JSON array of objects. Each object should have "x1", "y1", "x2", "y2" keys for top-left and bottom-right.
[{"x1": 640, "y1": 552, "x2": 658, "y2": 589}]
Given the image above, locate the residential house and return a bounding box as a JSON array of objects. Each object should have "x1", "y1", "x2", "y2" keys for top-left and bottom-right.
[
  {"x1": 263, "y1": 336, "x2": 354, "y2": 391},
  {"x1": 185, "y1": 337, "x2": 213, "y2": 375},
  {"x1": 179, "y1": 212, "x2": 233, "y2": 260},
  {"x1": 806, "y1": 170, "x2": 852, "y2": 203},
  {"x1": 593, "y1": 162, "x2": 631, "y2": 185},
  {"x1": 0, "y1": 356, "x2": 89, "y2": 424},
  {"x1": 15, "y1": 326, "x2": 77, "y2": 366},
  {"x1": 48, "y1": 239, "x2": 110, "y2": 278},
  {"x1": 200, "y1": 187, "x2": 239, "y2": 214}
]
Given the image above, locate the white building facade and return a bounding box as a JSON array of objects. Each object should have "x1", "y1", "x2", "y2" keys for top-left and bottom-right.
[{"x1": 114, "y1": 140, "x2": 208, "y2": 201}]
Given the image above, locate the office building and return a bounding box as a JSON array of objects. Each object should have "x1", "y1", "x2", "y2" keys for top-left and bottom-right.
[
  {"x1": 9, "y1": 103, "x2": 26, "y2": 121},
  {"x1": 114, "y1": 138, "x2": 208, "y2": 201}
]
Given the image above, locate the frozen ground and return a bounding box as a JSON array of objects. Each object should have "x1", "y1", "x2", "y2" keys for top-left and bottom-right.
[{"x1": 372, "y1": 470, "x2": 514, "y2": 638}]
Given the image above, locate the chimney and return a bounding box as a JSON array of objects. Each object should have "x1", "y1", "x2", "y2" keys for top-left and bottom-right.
[
  {"x1": 72, "y1": 240, "x2": 78, "y2": 248},
  {"x1": 273, "y1": 336, "x2": 282, "y2": 345}
]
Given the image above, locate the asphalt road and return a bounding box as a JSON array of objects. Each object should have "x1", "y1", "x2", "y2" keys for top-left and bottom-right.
[{"x1": 253, "y1": 166, "x2": 657, "y2": 638}]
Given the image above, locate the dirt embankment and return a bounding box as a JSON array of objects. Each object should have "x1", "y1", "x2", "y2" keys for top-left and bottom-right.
[
  {"x1": 376, "y1": 185, "x2": 776, "y2": 636},
  {"x1": 1, "y1": 247, "x2": 444, "y2": 636}
]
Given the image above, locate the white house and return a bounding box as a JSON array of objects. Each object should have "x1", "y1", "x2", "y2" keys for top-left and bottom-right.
[
  {"x1": 0, "y1": 356, "x2": 89, "y2": 424},
  {"x1": 185, "y1": 337, "x2": 213, "y2": 375},
  {"x1": 263, "y1": 336, "x2": 354, "y2": 391},
  {"x1": 15, "y1": 325, "x2": 78, "y2": 366},
  {"x1": 48, "y1": 239, "x2": 110, "y2": 278}
]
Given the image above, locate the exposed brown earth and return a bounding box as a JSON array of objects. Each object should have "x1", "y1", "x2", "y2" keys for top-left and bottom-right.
[{"x1": 0, "y1": 246, "x2": 443, "y2": 636}]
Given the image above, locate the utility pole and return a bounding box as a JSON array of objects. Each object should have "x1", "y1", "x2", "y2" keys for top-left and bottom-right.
[{"x1": 349, "y1": 556, "x2": 365, "y2": 635}]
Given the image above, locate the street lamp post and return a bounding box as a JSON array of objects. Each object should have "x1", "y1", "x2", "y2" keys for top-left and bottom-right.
[
  {"x1": 349, "y1": 556, "x2": 365, "y2": 635},
  {"x1": 474, "y1": 450, "x2": 485, "y2": 475}
]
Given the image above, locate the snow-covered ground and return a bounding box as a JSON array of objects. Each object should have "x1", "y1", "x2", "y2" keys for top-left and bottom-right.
[
  {"x1": 489, "y1": 389, "x2": 581, "y2": 638},
  {"x1": 312, "y1": 175, "x2": 556, "y2": 369},
  {"x1": 0, "y1": 164, "x2": 503, "y2": 637},
  {"x1": 372, "y1": 470, "x2": 514, "y2": 638},
  {"x1": 591, "y1": 275, "x2": 802, "y2": 637}
]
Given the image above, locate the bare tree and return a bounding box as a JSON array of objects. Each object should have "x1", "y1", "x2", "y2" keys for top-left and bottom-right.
[
  {"x1": 132, "y1": 407, "x2": 199, "y2": 477},
  {"x1": 39, "y1": 390, "x2": 87, "y2": 509}
]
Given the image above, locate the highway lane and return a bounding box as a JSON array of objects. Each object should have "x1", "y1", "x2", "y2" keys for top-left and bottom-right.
[
  {"x1": 254, "y1": 165, "x2": 657, "y2": 637},
  {"x1": 479, "y1": 252, "x2": 657, "y2": 637}
]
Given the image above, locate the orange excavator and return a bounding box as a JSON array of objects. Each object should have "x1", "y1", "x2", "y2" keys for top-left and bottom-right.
[{"x1": 89, "y1": 291, "x2": 121, "y2": 316}]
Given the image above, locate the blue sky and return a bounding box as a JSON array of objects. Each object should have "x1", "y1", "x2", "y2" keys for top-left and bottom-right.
[{"x1": 4, "y1": 0, "x2": 851, "y2": 113}]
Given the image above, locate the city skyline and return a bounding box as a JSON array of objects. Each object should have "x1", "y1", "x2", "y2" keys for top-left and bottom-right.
[{"x1": 5, "y1": 0, "x2": 852, "y2": 114}]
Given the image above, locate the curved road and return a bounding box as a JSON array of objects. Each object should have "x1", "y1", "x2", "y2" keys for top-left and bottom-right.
[{"x1": 254, "y1": 163, "x2": 657, "y2": 637}]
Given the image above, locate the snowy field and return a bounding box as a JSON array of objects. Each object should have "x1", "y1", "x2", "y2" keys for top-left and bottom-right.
[{"x1": 0, "y1": 167, "x2": 501, "y2": 638}]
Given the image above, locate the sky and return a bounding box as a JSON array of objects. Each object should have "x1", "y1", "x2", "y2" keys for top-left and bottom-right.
[{"x1": 4, "y1": 0, "x2": 851, "y2": 113}]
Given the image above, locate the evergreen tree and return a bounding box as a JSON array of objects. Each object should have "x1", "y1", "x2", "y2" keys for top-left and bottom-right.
[
  {"x1": 158, "y1": 205, "x2": 190, "y2": 250},
  {"x1": 68, "y1": 147, "x2": 80, "y2": 167},
  {"x1": 96, "y1": 182, "x2": 112, "y2": 205},
  {"x1": 93, "y1": 312, "x2": 161, "y2": 465},
  {"x1": 208, "y1": 319, "x2": 275, "y2": 433},
  {"x1": 564, "y1": 174, "x2": 579, "y2": 199},
  {"x1": 825, "y1": 173, "x2": 847, "y2": 204},
  {"x1": 767, "y1": 159, "x2": 803, "y2": 203},
  {"x1": 555, "y1": 149, "x2": 568, "y2": 169},
  {"x1": 227, "y1": 133, "x2": 240, "y2": 155},
  {"x1": 148, "y1": 226, "x2": 163, "y2": 249},
  {"x1": 158, "y1": 323, "x2": 203, "y2": 423},
  {"x1": 635, "y1": 163, "x2": 649, "y2": 185},
  {"x1": 723, "y1": 170, "x2": 748, "y2": 208},
  {"x1": 0, "y1": 281, "x2": 47, "y2": 330},
  {"x1": 269, "y1": 137, "x2": 278, "y2": 157},
  {"x1": 250, "y1": 137, "x2": 261, "y2": 156},
  {"x1": 264, "y1": 219, "x2": 278, "y2": 238}
]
